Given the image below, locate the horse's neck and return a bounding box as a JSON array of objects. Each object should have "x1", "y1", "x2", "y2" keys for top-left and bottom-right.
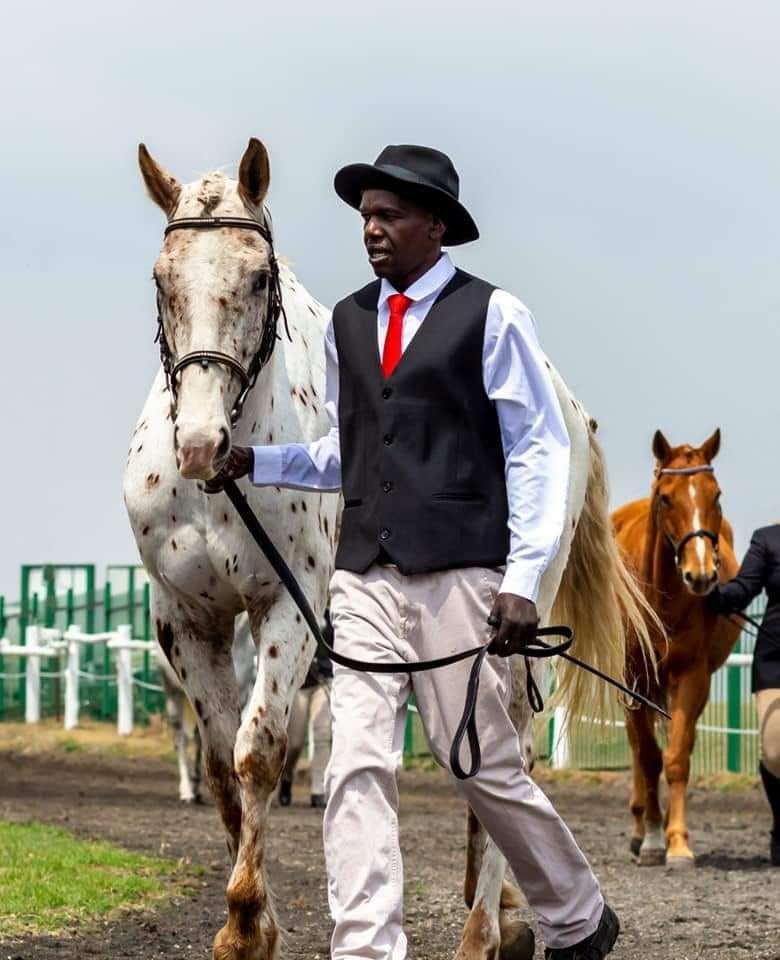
[
  {"x1": 233, "y1": 270, "x2": 327, "y2": 446},
  {"x1": 641, "y1": 503, "x2": 691, "y2": 627}
]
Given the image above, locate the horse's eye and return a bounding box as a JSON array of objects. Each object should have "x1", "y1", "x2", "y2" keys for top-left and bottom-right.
[
  {"x1": 660, "y1": 494, "x2": 671, "y2": 508},
  {"x1": 253, "y1": 274, "x2": 268, "y2": 294}
]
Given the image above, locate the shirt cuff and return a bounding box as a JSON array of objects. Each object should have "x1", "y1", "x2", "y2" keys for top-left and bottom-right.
[
  {"x1": 250, "y1": 445, "x2": 284, "y2": 486},
  {"x1": 499, "y1": 562, "x2": 543, "y2": 603}
]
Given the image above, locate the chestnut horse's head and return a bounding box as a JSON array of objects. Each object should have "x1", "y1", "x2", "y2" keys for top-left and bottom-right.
[{"x1": 651, "y1": 429, "x2": 724, "y2": 596}]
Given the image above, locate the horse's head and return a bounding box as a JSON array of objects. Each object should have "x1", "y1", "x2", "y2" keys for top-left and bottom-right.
[
  {"x1": 651, "y1": 428, "x2": 723, "y2": 596},
  {"x1": 139, "y1": 138, "x2": 277, "y2": 480}
]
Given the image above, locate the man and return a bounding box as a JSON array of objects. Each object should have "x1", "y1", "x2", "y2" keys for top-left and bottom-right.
[{"x1": 212, "y1": 144, "x2": 619, "y2": 959}]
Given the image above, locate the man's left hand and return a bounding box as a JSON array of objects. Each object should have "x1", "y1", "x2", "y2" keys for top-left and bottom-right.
[{"x1": 487, "y1": 593, "x2": 539, "y2": 657}]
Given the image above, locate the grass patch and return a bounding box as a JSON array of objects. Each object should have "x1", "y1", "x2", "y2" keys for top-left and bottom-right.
[{"x1": 0, "y1": 820, "x2": 196, "y2": 936}]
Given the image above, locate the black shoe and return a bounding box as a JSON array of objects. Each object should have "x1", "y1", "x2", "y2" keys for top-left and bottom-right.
[
  {"x1": 771, "y1": 830, "x2": 780, "y2": 867},
  {"x1": 278, "y1": 780, "x2": 292, "y2": 807},
  {"x1": 310, "y1": 793, "x2": 327, "y2": 809},
  {"x1": 545, "y1": 903, "x2": 620, "y2": 959}
]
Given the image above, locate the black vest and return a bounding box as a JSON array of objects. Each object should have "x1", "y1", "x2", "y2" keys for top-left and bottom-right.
[{"x1": 332, "y1": 269, "x2": 510, "y2": 575}]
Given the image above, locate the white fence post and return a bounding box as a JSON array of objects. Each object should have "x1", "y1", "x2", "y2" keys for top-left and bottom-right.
[
  {"x1": 116, "y1": 625, "x2": 133, "y2": 736},
  {"x1": 25, "y1": 625, "x2": 41, "y2": 724},
  {"x1": 64, "y1": 624, "x2": 80, "y2": 730},
  {"x1": 551, "y1": 705, "x2": 571, "y2": 769}
]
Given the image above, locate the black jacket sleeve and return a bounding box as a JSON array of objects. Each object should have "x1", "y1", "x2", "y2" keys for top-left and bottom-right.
[{"x1": 714, "y1": 530, "x2": 768, "y2": 613}]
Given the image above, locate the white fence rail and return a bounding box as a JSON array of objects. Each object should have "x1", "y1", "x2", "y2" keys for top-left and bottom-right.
[{"x1": 0, "y1": 623, "x2": 163, "y2": 735}]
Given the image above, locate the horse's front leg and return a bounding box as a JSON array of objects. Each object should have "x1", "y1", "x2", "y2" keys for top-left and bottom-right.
[
  {"x1": 153, "y1": 591, "x2": 242, "y2": 851},
  {"x1": 626, "y1": 702, "x2": 665, "y2": 865},
  {"x1": 215, "y1": 594, "x2": 313, "y2": 960},
  {"x1": 454, "y1": 658, "x2": 538, "y2": 960},
  {"x1": 664, "y1": 668, "x2": 709, "y2": 867}
]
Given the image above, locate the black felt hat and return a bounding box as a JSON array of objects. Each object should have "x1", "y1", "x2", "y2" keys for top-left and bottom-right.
[{"x1": 334, "y1": 144, "x2": 479, "y2": 246}]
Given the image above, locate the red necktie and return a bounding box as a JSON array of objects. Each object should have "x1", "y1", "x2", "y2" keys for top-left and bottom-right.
[{"x1": 382, "y1": 293, "x2": 413, "y2": 378}]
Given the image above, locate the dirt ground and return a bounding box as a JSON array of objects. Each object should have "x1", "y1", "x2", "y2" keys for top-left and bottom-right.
[{"x1": 0, "y1": 730, "x2": 777, "y2": 960}]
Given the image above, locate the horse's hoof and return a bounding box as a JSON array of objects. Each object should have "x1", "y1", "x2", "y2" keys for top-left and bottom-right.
[
  {"x1": 498, "y1": 919, "x2": 535, "y2": 960},
  {"x1": 629, "y1": 836, "x2": 643, "y2": 858},
  {"x1": 638, "y1": 847, "x2": 666, "y2": 866},
  {"x1": 666, "y1": 854, "x2": 695, "y2": 871}
]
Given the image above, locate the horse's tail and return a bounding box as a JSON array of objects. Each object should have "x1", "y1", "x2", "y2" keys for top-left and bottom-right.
[{"x1": 550, "y1": 425, "x2": 660, "y2": 723}]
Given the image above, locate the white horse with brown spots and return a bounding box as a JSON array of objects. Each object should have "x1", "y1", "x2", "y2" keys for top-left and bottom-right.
[{"x1": 124, "y1": 138, "x2": 338, "y2": 960}]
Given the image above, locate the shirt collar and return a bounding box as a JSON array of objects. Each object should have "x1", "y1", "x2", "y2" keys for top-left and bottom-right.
[{"x1": 377, "y1": 253, "x2": 456, "y2": 311}]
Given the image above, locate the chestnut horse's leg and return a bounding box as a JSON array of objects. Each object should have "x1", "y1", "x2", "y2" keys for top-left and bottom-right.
[
  {"x1": 627, "y1": 705, "x2": 665, "y2": 865},
  {"x1": 664, "y1": 668, "x2": 710, "y2": 867},
  {"x1": 625, "y1": 711, "x2": 647, "y2": 857}
]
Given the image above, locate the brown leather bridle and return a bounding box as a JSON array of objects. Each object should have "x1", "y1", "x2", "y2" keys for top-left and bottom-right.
[
  {"x1": 154, "y1": 213, "x2": 288, "y2": 426},
  {"x1": 655, "y1": 464, "x2": 721, "y2": 569}
]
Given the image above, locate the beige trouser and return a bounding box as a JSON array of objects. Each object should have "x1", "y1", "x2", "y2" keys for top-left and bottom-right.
[
  {"x1": 757, "y1": 688, "x2": 780, "y2": 777},
  {"x1": 323, "y1": 565, "x2": 603, "y2": 960},
  {"x1": 284, "y1": 683, "x2": 333, "y2": 795}
]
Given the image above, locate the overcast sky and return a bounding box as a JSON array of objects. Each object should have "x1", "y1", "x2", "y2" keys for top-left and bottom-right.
[{"x1": 1, "y1": 0, "x2": 778, "y2": 598}]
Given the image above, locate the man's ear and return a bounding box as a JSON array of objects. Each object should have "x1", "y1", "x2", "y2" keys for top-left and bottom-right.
[{"x1": 430, "y1": 215, "x2": 446, "y2": 241}]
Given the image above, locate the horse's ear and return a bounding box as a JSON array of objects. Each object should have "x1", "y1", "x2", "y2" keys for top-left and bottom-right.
[
  {"x1": 138, "y1": 144, "x2": 181, "y2": 217},
  {"x1": 652, "y1": 430, "x2": 672, "y2": 464},
  {"x1": 700, "y1": 428, "x2": 721, "y2": 462},
  {"x1": 238, "y1": 138, "x2": 270, "y2": 212}
]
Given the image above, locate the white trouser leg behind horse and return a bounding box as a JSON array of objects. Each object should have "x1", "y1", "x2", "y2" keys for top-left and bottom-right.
[
  {"x1": 324, "y1": 566, "x2": 603, "y2": 960},
  {"x1": 284, "y1": 684, "x2": 333, "y2": 796}
]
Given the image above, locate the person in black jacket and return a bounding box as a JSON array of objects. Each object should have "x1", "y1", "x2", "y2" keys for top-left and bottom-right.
[{"x1": 710, "y1": 523, "x2": 780, "y2": 865}]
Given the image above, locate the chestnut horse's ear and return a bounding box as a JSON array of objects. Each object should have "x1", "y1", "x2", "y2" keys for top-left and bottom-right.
[
  {"x1": 138, "y1": 144, "x2": 181, "y2": 217},
  {"x1": 238, "y1": 138, "x2": 270, "y2": 212},
  {"x1": 700, "y1": 428, "x2": 721, "y2": 462},
  {"x1": 652, "y1": 430, "x2": 672, "y2": 464}
]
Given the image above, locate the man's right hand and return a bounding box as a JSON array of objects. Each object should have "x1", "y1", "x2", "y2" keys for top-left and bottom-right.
[{"x1": 204, "y1": 446, "x2": 254, "y2": 494}]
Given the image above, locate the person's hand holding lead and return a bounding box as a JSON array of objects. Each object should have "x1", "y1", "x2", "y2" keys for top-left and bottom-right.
[
  {"x1": 487, "y1": 593, "x2": 539, "y2": 656},
  {"x1": 204, "y1": 446, "x2": 255, "y2": 494}
]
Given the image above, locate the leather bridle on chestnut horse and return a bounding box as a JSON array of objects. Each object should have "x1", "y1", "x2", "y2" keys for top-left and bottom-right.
[{"x1": 655, "y1": 464, "x2": 721, "y2": 569}]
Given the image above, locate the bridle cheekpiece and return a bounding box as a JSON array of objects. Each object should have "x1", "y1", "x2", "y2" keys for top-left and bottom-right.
[
  {"x1": 655, "y1": 463, "x2": 720, "y2": 568},
  {"x1": 154, "y1": 213, "x2": 288, "y2": 426}
]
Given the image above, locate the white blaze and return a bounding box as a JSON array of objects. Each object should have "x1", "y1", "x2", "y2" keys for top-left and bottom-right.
[{"x1": 688, "y1": 480, "x2": 707, "y2": 574}]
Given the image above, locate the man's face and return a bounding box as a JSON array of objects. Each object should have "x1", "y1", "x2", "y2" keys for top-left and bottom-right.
[{"x1": 359, "y1": 188, "x2": 444, "y2": 283}]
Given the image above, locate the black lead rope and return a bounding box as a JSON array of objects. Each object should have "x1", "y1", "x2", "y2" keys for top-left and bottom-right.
[{"x1": 224, "y1": 480, "x2": 670, "y2": 779}]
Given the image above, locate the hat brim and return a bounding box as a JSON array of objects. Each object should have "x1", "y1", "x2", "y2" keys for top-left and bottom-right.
[{"x1": 334, "y1": 163, "x2": 479, "y2": 246}]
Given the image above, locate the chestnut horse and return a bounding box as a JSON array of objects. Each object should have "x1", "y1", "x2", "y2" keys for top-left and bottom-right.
[{"x1": 613, "y1": 429, "x2": 740, "y2": 868}]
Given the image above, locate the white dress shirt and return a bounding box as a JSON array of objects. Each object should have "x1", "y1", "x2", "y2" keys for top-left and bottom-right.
[{"x1": 251, "y1": 253, "x2": 571, "y2": 602}]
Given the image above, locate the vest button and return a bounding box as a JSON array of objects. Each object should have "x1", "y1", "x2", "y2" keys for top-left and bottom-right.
[
  {"x1": 382, "y1": 387, "x2": 392, "y2": 399},
  {"x1": 379, "y1": 528, "x2": 391, "y2": 541},
  {"x1": 383, "y1": 434, "x2": 394, "y2": 446},
  {"x1": 382, "y1": 481, "x2": 393, "y2": 493}
]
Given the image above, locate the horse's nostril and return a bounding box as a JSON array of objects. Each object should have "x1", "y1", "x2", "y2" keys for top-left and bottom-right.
[
  {"x1": 683, "y1": 571, "x2": 694, "y2": 583},
  {"x1": 216, "y1": 428, "x2": 230, "y2": 462}
]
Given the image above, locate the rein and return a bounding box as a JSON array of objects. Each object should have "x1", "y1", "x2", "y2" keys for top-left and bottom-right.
[
  {"x1": 222, "y1": 479, "x2": 671, "y2": 781},
  {"x1": 655, "y1": 464, "x2": 720, "y2": 568},
  {"x1": 155, "y1": 214, "x2": 289, "y2": 426}
]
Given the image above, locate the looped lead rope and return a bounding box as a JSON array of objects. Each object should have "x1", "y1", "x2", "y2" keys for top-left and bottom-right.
[{"x1": 223, "y1": 480, "x2": 670, "y2": 780}]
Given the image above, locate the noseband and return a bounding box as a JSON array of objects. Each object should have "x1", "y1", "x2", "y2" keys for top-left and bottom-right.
[
  {"x1": 154, "y1": 213, "x2": 288, "y2": 426},
  {"x1": 655, "y1": 464, "x2": 720, "y2": 568}
]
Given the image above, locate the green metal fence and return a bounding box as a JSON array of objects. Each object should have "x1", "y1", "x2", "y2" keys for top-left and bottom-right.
[{"x1": 0, "y1": 564, "x2": 165, "y2": 725}]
